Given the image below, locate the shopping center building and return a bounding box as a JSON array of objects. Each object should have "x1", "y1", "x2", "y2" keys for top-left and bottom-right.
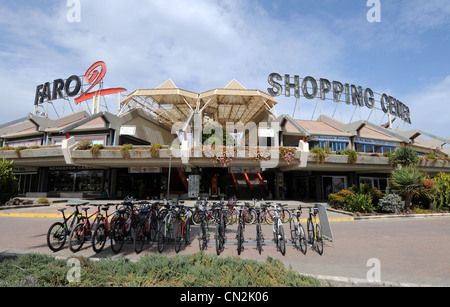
[{"x1": 1, "y1": 74, "x2": 449, "y2": 201}]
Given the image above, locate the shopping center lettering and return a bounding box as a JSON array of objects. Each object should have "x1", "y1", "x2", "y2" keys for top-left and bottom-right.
[{"x1": 267, "y1": 73, "x2": 411, "y2": 124}]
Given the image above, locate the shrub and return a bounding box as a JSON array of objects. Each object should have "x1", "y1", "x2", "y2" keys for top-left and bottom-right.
[
  {"x1": 90, "y1": 144, "x2": 105, "y2": 158},
  {"x1": 344, "y1": 193, "x2": 374, "y2": 213},
  {"x1": 433, "y1": 172, "x2": 450, "y2": 210},
  {"x1": 310, "y1": 147, "x2": 326, "y2": 164},
  {"x1": 349, "y1": 184, "x2": 384, "y2": 207},
  {"x1": 36, "y1": 197, "x2": 50, "y2": 204},
  {"x1": 0, "y1": 159, "x2": 17, "y2": 204},
  {"x1": 343, "y1": 149, "x2": 357, "y2": 164},
  {"x1": 392, "y1": 146, "x2": 419, "y2": 167},
  {"x1": 328, "y1": 189, "x2": 354, "y2": 210},
  {"x1": 425, "y1": 154, "x2": 438, "y2": 162},
  {"x1": 149, "y1": 144, "x2": 162, "y2": 158},
  {"x1": 76, "y1": 139, "x2": 92, "y2": 150},
  {"x1": 120, "y1": 144, "x2": 134, "y2": 159},
  {"x1": 0, "y1": 147, "x2": 15, "y2": 151},
  {"x1": 390, "y1": 166, "x2": 431, "y2": 210},
  {"x1": 14, "y1": 146, "x2": 28, "y2": 157},
  {"x1": 377, "y1": 193, "x2": 405, "y2": 213}
]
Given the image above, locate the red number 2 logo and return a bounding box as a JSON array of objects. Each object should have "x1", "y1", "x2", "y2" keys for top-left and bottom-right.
[{"x1": 74, "y1": 61, "x2": 126, "y2": 105}]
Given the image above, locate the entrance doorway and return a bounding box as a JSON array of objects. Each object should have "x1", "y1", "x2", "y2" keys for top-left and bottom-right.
[{"x1": 322, "y1": 176, "x2": 347, "y2": 200}]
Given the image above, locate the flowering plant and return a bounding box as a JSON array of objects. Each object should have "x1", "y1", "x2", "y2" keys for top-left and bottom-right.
[
  {"x1": 252, "y1": 147, "x2": 271, "y2": 162},
  {"x1": 200, "y1": 145, "x2": 234, "y2": 167},
  {"x1": 279, "y1": 147, "x2": 296, "y2": 165}
]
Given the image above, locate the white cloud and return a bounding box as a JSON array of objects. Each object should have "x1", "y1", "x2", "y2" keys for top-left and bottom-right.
[
  {"x1": 407, "y1": 76, "x2": 450, "y2": 137},
  {"x1": 0, "y1": 0, "x2": 349, "y2": 122}
]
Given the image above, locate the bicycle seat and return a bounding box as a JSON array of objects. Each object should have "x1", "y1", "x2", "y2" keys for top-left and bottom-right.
[{"x1": 57, "y1": 208, "x2": 67, "y2": 213}]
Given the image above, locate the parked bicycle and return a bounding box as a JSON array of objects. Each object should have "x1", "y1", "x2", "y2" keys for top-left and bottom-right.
[
  {"x1": 307, "y1": 205, "x2": 324, "y2": 255},
  {"x1": 133, "y1": 201, "x2": 159, "y2": 254},
  {"x1": 175, "y1": 204, "x2": 191, "y2": 253},
  {"x1": 213, "y1": 202, "x2": 227, "y2": 255},
  {"x1": 255, "y1": 203, "x2": 268, "y2": 255},
  {"x1": 289, "y1": 205, "x2": 307, "y2": 255},
  {"x1": 195, "y1": 202, "x2": 209, "y2": 251},
  {"x1": 92, "y1": 204, "x2": 116, "y2": 253},
  {"x1": 264, "y1": 203, "x2": 291, "y2": 224},
  {"x1": 110, "y1": 200, "x2": 141, "y2": 254},
  {"x1": 269, "y1": 204, "x2": 287, "y2": 256},
  {"x1": 69, "y1": 204, "x2": 104, "y2": 252},
  {"x1": 236, "y1": 204, "x2": 250, "y2": 255},
  {"x1": 157, "y1": 201, "x2": 178, "y2": 253},
  {"x1": 46, "y1": 203, "x2": 86, "y2": 252}
]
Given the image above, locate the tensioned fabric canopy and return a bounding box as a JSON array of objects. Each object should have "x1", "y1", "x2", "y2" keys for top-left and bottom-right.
[{"x1": 119, "y1": 79, "x2": 278, "y2": 128}]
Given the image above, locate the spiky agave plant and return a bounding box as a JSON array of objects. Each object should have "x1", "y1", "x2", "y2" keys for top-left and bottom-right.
[{"x1": 390, "y1": 166, "x2": 432, "y2": 211}]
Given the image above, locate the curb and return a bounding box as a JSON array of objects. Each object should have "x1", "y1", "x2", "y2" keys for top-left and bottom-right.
[
  {"x1": 353, "y1": 212, "x2": 450, "y2": 220},
  {"x1": 303, "y1": 273, "x2": 438, "y2": 287}
]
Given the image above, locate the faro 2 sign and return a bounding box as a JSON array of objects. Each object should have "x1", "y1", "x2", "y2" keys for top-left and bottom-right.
[
  {"x1": 34, "y1": 61, "x2": 126, "y2": 106},
  {"x1": 268, "y1": 73, "x2": 411, "y2": 124}
]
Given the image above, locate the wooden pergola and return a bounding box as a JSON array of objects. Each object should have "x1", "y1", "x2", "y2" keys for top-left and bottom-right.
[{"x1": 119, "y1": 79, "x2": 278, "y2": 129}]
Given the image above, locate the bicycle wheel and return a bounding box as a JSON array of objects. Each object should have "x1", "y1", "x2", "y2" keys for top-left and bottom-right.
[
  {"x1": 148, "y1": 218, "x2": 158, "y2": 245},
  {"x1": 191, "y1": 210, "x2": 202, "y2": 225},
  {"x1": 243, "y1": 209, "x2": 256, "y2": 224},
  {"x1": 157, "y1": 221, "x2": 166, "y2": 253},
  {"x1": 111, "y1": 219, "x2": 125, "y2": 254},
  {"x1": 222, "y1": 208, "x2": 233, "y2": 225},
  {"x1": 277, "y1": 225, "x2": 286, "y2": 256},
  {"x1": 134, "y1": 221, "x2": 146, "y2": 254},
  {"x1": 69, "y1": 222, "x2": 86, "y2": 252},
  {"x1": 264, "y1": 209, "x2": 276, "y2": 224},
  {"x1": 237, "y1": 222, "x2": 243, "y2": 255},
  {"x1": 46, "y1": 222, "x2": 67, "y2": 252},
  {"x1": 215, "y1": 221, "x2": 225, "y2": 255},
  {"x1": 298, "y1": 223, "x2": 307, "y2": 255},
  {"x1": 184, "y1": 221, "x2": 191, "y2": 244},
  {"x1": 92, "y1": 222, "x2": 107, "y2": 253},
  {"x1": 281, "y1": 209, "x2": 291, "y2": 224},
  {"x1": 315, "y1": 224, "x2": 324, "y2": 255},
  {"x1": 175, "y1": 222, "x2": 184, "y2": 253},
  {"x1": 307, "y1": 218, "x2": 314, "y2": 245},
  {"x1": 198, "y1": 221, "x2": 208, "y2": 251},
  {"x1": 256, "y1": 223, "x2": 263, "y2": 255},
  {"x1": 289, "y1": 220, "x2": 297, "y2": 245}
]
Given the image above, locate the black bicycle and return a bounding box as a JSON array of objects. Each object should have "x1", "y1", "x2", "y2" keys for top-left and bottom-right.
[
  {"x1": 236, "y1": 204, "x2": 249, "y2": 255},
  {"x1": 46, "y1": 203, "x2": 87, "y2": 252},
  {"x1": 195, "y1": 202, "x2": 209, "y2": 251},
  {"x1": 213, "y1": 203, "x2": 226, "y2": 255},
  {"x1": 255, "y1": 203, "x2": 268, "y2": 255}
]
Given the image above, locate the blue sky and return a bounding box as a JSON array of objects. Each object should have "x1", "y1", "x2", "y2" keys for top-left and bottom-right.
[{"x1": 0, "y1": 0, "x2": 449, "y2": 139}]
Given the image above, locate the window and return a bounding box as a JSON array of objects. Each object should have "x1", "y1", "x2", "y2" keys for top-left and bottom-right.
[
  {"x1": 310, "y1": 141, "x2": 348, "y2": 152},
  {"x1": 6, "y1": 139, "x2": 41, "y2": 148},
  {"x1": 52, "y1": 135, "x2": 107, "y2": 146},
  {"x1": 359, "y1": 177, "x2": 389, "y2": 192}
]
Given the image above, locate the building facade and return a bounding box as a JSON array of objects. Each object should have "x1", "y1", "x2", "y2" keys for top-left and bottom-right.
[{"x1": 1, "y1": 79, "x2": 449, "y2": 201}]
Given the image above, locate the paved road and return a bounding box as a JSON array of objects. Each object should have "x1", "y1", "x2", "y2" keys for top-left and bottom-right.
[{"x1": 0, "y1": 203, "x2": 449, "y2": 287}]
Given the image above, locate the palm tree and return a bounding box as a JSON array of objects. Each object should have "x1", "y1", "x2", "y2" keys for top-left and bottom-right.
[{"x1": 390, "y1": 166, "x2": 431, "y2": 211}]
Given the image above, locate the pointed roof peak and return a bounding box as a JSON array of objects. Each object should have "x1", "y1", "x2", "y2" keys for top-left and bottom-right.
[
  {"x1": 224, "y1": 79, "x2": 246, "y2": 90},
  {"x1": 157, "y1": 79, "x2": 178, "y2": 89}
]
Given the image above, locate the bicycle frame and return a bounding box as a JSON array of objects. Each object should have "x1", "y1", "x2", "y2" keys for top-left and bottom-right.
[
  {"x1": 270, "y1": 204, "x2": 286, "y2": 255},
  {"x1": 60, "y1": 205, "x2": 82, "y2": 233},
  {"x1": 47, "y1": 204, "x2": 85, "y2": 252}
]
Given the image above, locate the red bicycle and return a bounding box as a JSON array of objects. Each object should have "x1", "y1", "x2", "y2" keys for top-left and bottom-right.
[
  {"x1": 92, "y1": 204, "x2": 116, "y2": 253},
  {"x1": 69, "y1": 205, "x2": 103, "y2": 252}
]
